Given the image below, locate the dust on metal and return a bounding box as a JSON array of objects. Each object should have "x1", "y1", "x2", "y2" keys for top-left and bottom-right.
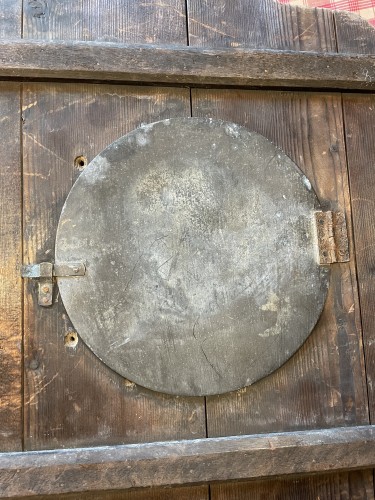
[{"x1": 55, "y1": 118, "x2": 330, "y2": 396}]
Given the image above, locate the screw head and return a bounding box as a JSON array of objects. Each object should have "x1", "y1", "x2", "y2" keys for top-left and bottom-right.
[
  {"x1": 73, "y1": 267, "x2": 80, "y2": 274},
  {"x1": 42, "y1": 285, "x2": 50, "y2": 293},
  {"x1": 42, "y1": 296, "x2": 50, "y2": 304}
]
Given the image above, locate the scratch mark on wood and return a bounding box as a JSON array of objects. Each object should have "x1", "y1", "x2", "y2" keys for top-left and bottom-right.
[
  {"x1": 24, "y1": 133, "x2": 66, "y2": 164},
  {"x1": 293, "y1": 22, "x2": 316, "y2": 41},
  {"x1": 141, "y1": 1, "x2": 235, "y2": 37}
]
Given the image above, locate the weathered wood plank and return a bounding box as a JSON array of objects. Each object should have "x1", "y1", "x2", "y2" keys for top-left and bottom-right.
[
  {"x1": 10, "y1": 487, "x2": 208, "y2": 500},
  {"x1": 1, "y1": 426, "x2": 375, "y2": 498},
  {"x1": 211, "y1": 470, "x2": 375, "y2": 500},
  {"x1": 192, "y1": 88, "x2": 370, "y2": 497},
  {"x1": 20, "y1": 3, "x2": 207, "y2": 499},
  {"x1": 335, "y1": 11, "x2": 375, "y2": 55},
  {"x1": 22, "y1": 83, "x2": 206, "y2": 452},
  {"x1": 0, "y1": 83, "x2": 22, "y2": 452},
  {"x1": 193, "y1": 88, "x2": 369, "y2": 431},
  {"x1": 342, "y1": 94, "x2": 375, "y2": 424},
  {"x1": 0, "y1": 0, "x2": 22, "y2": 39},
  {"x1": 1, "y1": 40, "x2": 375, "y2": 89},
  {"x1": 23, "y1": 0, "x2": 188, "y2": 45},
  {"x1": 188, "y1": 2, "x2": 372, "y2": 498},
  {"x1": 335, "y1": 13, "x2": 375, "y2": 490},
  {"x1": 0, "y1": 0, "x2": 23, "y2": 455},
  {"x1": 187, "y1": 0, "x2": 336, "y2": 52}
]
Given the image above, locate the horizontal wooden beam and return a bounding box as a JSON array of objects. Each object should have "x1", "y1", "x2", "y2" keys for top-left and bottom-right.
[
  {"x1": 0, "y1": 39, "x2": 375, "y2": 89},
  {"x1": 1, "y1": 425, "x2": 375, "y2": 497}
]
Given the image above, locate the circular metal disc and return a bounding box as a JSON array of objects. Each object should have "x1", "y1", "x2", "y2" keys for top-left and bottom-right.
[{"x1": 56, "y1": 118, "x2": 329, "y2": 396}]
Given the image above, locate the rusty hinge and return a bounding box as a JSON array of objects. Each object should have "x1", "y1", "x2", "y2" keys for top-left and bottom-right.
[
  {"x1": 315, "y1": 211, "x2": 350, "y2": 265},
  {"x1": 21, "y1": 262, "x2": 85, "y2": 307}
]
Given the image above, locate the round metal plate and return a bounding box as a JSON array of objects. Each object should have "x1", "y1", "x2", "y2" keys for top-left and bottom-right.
[{"x1": 56, "y1": 118, "x2": 329, "y2": 396}]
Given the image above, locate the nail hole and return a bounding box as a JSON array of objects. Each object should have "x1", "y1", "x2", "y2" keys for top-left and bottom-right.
[
  {"x1": 64, "y1": 331, "x2": 78, "y2": 348},
  {"x1": 74, "y1": 155, "x2": 87, "y2": 171}
]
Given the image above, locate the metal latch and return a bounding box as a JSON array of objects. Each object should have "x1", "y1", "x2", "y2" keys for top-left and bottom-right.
[
  {"x1": 315, "y1": 211, "x2": 350, "y2": 264},
  {"x1": 21, "y1": 262, "x2": 86, "y2": 307}
]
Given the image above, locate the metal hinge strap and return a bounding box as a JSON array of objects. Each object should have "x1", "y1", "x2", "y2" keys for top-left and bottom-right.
[
  {"x1": 315, "y1": 211, "x2": 350, "y2": 265},
  {"x1": 21, "y1": 262, "x2": 85, "y2": 307}
]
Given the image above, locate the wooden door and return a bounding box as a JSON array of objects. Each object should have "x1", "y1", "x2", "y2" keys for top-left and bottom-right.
[{"x1": 1, "y1": 0, "x2": 375, "y2": 498}]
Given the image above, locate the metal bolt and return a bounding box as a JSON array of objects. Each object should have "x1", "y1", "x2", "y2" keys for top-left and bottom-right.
[
  {"x1": 42, "y1": 296, "x2": 50, "y2": 304},
  {"x1": 42, "y1": 285, "x2": 50, "y2": 293}
]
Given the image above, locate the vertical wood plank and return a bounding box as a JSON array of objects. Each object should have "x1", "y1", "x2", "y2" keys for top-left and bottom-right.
[
  {"x1": 0, "y1": 0, "x2": 23, "y2": 455},
  {"x1": 335, "y1": 11, "x2": 375, "y2": 55},
  {"x1": 0, "y1": 0, "x2": 22, "y2": 38},
  {"x1": 191, "y1": 87, "x2": 372, "y2": 500},
  {"x1": 187, "y1": 0, "x2": 336, "y2": 51},
  {"x1": 342, "y1": 94, "x2": 375, "y2": 423},
  {"x1": 23, "y1": 0, "x2": 188, "y2": 44},
  {"x1": 0, "y1": 83, "x2": 22, "y2": 452},
  {"x1": 192, "y1": 88, "x2": 368, "y2": 433},
  {"x1": 187, "y1": 1, "x2": 373, "y2": 497},
  {"x1": 335, "y1": 13, "x2": 375, "y2": 494},
  {"x1": 22, "y1": 3, "x2": 208, "y2": 499},
  {"x1": 211, "y1": 470, "x2": 375, "y2": 500},
  {"x1": 22, "y1": 83, "x2": 206, "y2": 449}
]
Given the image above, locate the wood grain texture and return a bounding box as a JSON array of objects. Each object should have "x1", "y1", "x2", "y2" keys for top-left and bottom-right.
[
  {"x1": 342, "y1": 94, "x2": 375, "y2": 424},
  {"x1": 192, "y1": 89, "x2": 371, "y2": 497},
  {"x1": 335, "y1": 11, "x2": 375, "y2": 55},
  {"x1": 23, "y1": 0, "x2": 188, "y2": 44},
  {"x1": 0, "y1": 0, "x2": 22, "y2": 38},
  {"x1": 0, "y1": 83, "x2": 22, "y2": 452},
  {"x1": 335, "y1": 12, "x2": 375, "y2": 491},
  {"x1": 211, "y1": 470, "x2": 375, "y2": 500},
  {"x1": 2, "y1": 426, "x2": 375, "y2": 497},
  {"x1": 12, "y1": 486, "x2": 208, "y2": 500},
  {"x1": 22, "y1": 83, "x2": 207, "y2": 451},
  {"x1": 21, "y1": 3, "x2": 207, "y2": 499},
  {"x1": 0, "y1": 0, "x2": 22, "y2": 455},
  {"x1": 3, "y1": 40, "x2": 375, "y2": 90},
  {"x1": 187, "y1": 0, "x2": 336, "y2": 51}
]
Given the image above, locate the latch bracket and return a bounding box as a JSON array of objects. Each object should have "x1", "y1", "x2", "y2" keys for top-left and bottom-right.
[
  {"x1": 21, "y1": 262, "x2": 85, "y2": 307},
  {"x1": 315, "y1": 211, "x2": 350, "y2": 265}
]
